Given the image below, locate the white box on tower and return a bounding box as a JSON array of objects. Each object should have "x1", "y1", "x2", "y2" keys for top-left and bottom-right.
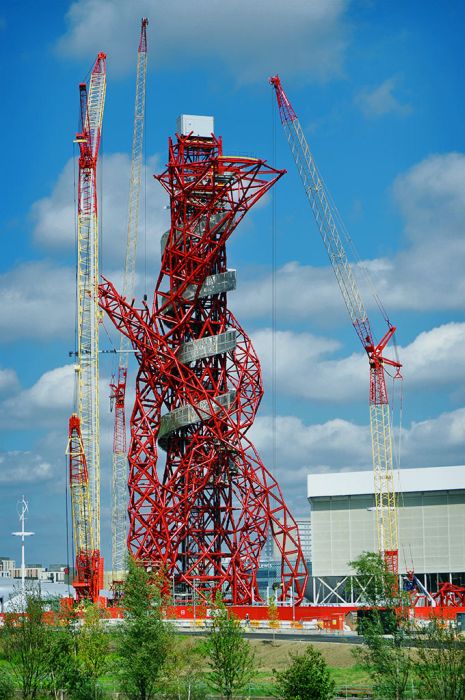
[{"x1": 176, "y1": 114, "x2": 214, "y2": 138}]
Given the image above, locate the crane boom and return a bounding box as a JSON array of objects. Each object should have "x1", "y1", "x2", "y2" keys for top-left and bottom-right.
[
  {"x1": 270, "y1": 75, "x2": 401, "y2": 573},
  {"x1": 110, "y1": 19, "x2": 148, "y2": 578},
  {"x1": 69, "y1": 52, "x2": 106, "y2": 600}
]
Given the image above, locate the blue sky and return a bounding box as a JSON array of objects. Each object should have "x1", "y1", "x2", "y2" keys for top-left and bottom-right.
[{"x1": 1, "y1": 0, "x2": 465, "y2": 567}]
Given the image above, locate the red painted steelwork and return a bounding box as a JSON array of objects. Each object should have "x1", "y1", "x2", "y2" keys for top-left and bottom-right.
[
  {"x1": 68, "y1": 415, "x2": 103, "y2": 602},
  {"x1": 99, "y1": 128, "x2": 308, "y2": 604}
]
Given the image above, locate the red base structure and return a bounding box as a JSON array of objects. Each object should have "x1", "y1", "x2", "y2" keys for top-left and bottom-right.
[{"x1": 99, "y1": 127, "x2": 308, "y2": 604}]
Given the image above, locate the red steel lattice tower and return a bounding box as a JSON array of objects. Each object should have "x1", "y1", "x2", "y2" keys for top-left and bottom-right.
[{"x1": 99, "y1": 122, "x2": 308, "y2": 604}]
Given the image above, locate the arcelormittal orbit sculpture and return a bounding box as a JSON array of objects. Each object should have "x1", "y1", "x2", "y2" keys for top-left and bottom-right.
[{"x1": 99, "y1": 118, "x2": 308, "y2": 604}]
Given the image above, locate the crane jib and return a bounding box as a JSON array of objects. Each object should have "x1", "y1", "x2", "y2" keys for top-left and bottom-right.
[{"x1": 271, "y1": 73, "x2": 401, "y2": 572}]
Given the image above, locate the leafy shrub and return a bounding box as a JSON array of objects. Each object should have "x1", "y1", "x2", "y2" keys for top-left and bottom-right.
[{"x1": 274, "y1": 645, "x2": 335, "y2": 700}]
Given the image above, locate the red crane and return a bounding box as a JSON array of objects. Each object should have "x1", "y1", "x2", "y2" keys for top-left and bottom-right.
[{"x1": 271, "y1": 75, "x2": 402, "y2": 574}]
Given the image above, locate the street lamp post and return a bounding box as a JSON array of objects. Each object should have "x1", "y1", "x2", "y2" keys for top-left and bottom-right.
[{"x1": 193, "y1": 578, "x2": 197, "y2": 624}]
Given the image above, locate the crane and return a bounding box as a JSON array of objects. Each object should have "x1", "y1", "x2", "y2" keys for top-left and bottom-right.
[
  {"x1": 110, "y1": 19, "x2": 148, "y2": 581},
  {"x1": 270, "y1": 75, "x2": 402, "y2": 574},
  {"x1": 67, "y1": 52, "x2": 106, "y2": 601},
  {"x1": 67, "y1": 414, "x2": 103, "y2": 600}
]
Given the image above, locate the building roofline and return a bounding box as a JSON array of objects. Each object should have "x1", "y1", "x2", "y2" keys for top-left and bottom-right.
[{"x1": 308, "y1": 465, "x2": 465, "y2": 499}]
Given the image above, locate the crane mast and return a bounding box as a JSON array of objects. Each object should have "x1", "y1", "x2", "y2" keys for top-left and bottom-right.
[
  {"x1": 270, "y1": 75, "x2": 401, "y2": 573},
  {"x1": 68, "y1": 52, "x2": 106, "y2": 600},
  {"x1": 67, "y1": 414, "x2": 103, "y2": 600},
  {"x1": 110, "y1": 19, "x2": 148, "y2": 579}
]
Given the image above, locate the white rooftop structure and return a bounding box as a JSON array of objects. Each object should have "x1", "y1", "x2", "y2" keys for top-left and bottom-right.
[
  {"x1": 176, "y1": 114, "x2": 214, "y2": 138},
  {"x1": 308, "y1": 465, "x2": 465, "y2": 499}
]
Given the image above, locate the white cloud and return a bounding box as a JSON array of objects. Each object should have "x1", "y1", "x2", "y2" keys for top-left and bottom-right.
[
  {"x1": 31, "y1": 153, "x2": 169, "y2": 268},
  {"x1": 56, "y1": 0, "x2": 349, "y2": 83},
  {"x1": 355, "y1": 77, "x2": 411, "y2": 118},
  {"x1": 393, "y1": 152, "x2": 465, "y2": 245},
  {"x1": 251, "y1": 414, "x2": 371, "y2": 473},
  {"x1": 0, "y1": 365, "x2": 75, "y2": 429},
  {"x1": 0, "y1": 368, "x2": 19, "y2": 395},
  {"x1": 0, "y1": 451, "x2": 53, "y2": 484},
  {"x1": 252, "y1": 328, "x2": 366, "y2": 402},
  {"x1": 251, "y1": 406, "x2": 465, "y2": 510},
  {"x1": 231, "y1": 260, "x2": 343, "y2": 321},
  {"x1": 0, "y1": 261, "x2": 74, "y2": 342},
  {"x1": 251, "y1": 322, "x2": 465, "y2": 404},
  {"x1": 234, "y1": 152, "x2": 465, "y2": 321},
  {"x1": 0, "y1": 363, "x2": 124, "y2": 438}
]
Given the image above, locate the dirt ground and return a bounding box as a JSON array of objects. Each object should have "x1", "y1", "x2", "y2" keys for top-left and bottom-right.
[{"x1": 250, "y1": 640, "x2": 356, "y2": 671}]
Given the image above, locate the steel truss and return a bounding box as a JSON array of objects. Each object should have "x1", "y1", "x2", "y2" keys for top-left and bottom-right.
[
  {"x1": 110, "y1": 18, "x2": 148, "y2": 579},
  {"x1": 100, "y1": 129, "x2": 308, "y2": 604}
]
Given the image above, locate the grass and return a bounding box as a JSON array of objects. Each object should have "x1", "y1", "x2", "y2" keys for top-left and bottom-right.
[
  {"x1": 0, "y1": 633, "x2": 373, "y2": 697},
  {"x1": 222, "y1": 639, "x2": 372, "y2": 694}
]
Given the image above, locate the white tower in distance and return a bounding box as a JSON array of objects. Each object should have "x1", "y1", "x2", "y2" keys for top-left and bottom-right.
[{"x1": 12, "y1": 496, "x2": 35, "y2": 595}]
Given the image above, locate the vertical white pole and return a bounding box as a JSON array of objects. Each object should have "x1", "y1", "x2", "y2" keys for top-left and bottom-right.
[
  {"x1": 12, "y1": 496, "x2": 34, "y2": 600},
  {"x1": 292, "y1": 580, "x2": 295, "y2": 621},
  {"x1": 21, "y1": 531, "x2": 25, "y2": 595},
  {"x1": 193, "y1": 579, "x2": 196, "y2": 623}
]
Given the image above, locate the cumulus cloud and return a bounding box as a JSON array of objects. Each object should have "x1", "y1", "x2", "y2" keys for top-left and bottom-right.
[
  {"x1": 0, "y1": 363, "x2": 123, "y2": 435},
  {"x1": 250, "y1": 406, "x2": 465, "y2": 511},
  {"x1": 0, "y1": 365, "x2": 75, "y2": 429},
  {"x1": 252, "y1": 328, "x2": 365, "y2": 402},
  {"x1": 355, "y1": 77, "x2": 411, "y2": 118},
  {"x1": 252, "y1": 322, "x2": 465, "y2": 404},
  {"x1": 31, "y1": 153, "x2": 169, "y2": 269},
  {"x1": 56, "y1": 0, "x2": 349, "y2": 83},
  {"x1": 0, "y1": 368, "x2": 19, "y2": 395},
  {"x1": 0, "y1": 261, "x2": 74, "y2": 342},
  {"x1": 0, "y1": 451, "x2": 53, "y2": 484},
  {"x1": 234, "y1": 152, "x2": 465, "y2": 321}
]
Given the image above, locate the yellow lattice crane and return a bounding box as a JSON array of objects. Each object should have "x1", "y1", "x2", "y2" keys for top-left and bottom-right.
[
  {"x1": 271, "y1": 75, "x2": 402, "y2": 573},
  {"x1": 110, "y1": 19, "x2": 148, "y2": 582},
  {"x1": 67, "y1": 52, "x2": 106, "y2": 601}
]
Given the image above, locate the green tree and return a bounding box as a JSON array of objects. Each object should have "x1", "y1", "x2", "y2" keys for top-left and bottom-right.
[
  {"x1": 0, "y1": 588, "x2": 53, "y2": 700},
  {"x1": 273, "y1": 645, "x2": 335, "y2": 700},
  {"x1": 268, "y1": 596, "x2": 279, "y2": 628},
  {"x1": 415, "y1": 617, "x2": 465, "y2": 700},
  {"x1": 164, "y1": 638, "x2": 207, "y2": 700},
  {"x1": 350, "y1": 552, "x2": 411, "y2": 700},
  {"x1": 350, "y1": 551, "x2": 402, "y2": 609},
  {"x1": 117, "y1": 556, "x2": 173, "y2": 700},
  {"x1": 43, "y1": 626, "x2": 77, "y2": 700},
  {"x1": 74, "y1": 603, "x2": 109, "y2": 699},
  {"x1": 205, "y1": 595, "x2": 255, "y2": 700}
]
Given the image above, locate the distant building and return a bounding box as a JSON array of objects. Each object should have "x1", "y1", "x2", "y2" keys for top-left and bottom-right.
[
  {"x1": 13, "y1": 565, "x2": 45, "y2": 580},
  {"x1": 0, "y1": 559, "x2": 67, "y2": 584},
  {"x1": 0, "y1": 557, "x2": 15, "y2": 578},
  {"x1": 307, "y1": 465, "x2": 465, "y2": 603}
]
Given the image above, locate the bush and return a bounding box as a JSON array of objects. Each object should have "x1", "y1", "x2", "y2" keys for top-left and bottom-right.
[
  {"x1": 274, "y1": 645, "x2": 335, "y2": 700},
  {"x1": 67, "y1": 668, "x2": 104, "y2": 700},
  {"x1": 0, "y1": 671, "x2": 14, "y2": 700}
]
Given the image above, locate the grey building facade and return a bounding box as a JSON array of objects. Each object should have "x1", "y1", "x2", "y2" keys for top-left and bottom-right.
[{"x1": 307, "y1": 466, "x2": 465, "y2": 603}]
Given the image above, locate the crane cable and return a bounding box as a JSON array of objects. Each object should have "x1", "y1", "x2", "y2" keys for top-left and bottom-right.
[{"x1": 271, "y1": 86, "x2": 277, "y2": 478}]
